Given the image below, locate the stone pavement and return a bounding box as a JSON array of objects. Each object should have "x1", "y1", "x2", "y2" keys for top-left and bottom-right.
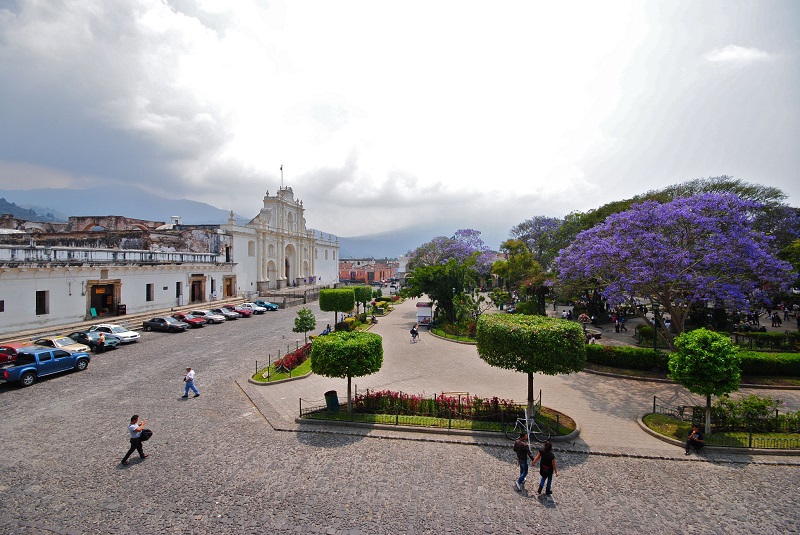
[{"x1": 1, "y1": 298, "x2": 799, "y2": 534}]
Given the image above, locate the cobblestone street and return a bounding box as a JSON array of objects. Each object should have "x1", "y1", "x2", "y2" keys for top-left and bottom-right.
[{"x1": 1, "y1": 299, "x2": 798, "y2": 534}]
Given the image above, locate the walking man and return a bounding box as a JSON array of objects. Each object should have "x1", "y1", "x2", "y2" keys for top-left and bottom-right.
[
  {"x1": 183, "y1": 367, "x2": 199, "y2": 398},
  {"x1": 513, "y1": 432, "x2": 534, "y2": 491},
  {"x1": 121, "y1": 415, "x2": 148, "y2": 465}
]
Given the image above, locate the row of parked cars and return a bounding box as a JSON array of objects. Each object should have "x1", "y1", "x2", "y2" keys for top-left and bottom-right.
[
  {"x1": 141, "y1": 301, "x2": 278, "y2": 332},
  {"x1": 0, "y1": 300, "x2": 280, "y2": 386}
]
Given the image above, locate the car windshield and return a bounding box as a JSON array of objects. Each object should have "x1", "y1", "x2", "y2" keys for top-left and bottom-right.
[
  {"x1": 183, "y1": 314, "x2": 197, "y2": 320},
  {"x1": 110, "y1": 326, "x2": 128, "y2": 333},
  {"x1": 53, "y1": 337, "x2": 73, "y2": 347},
  {"x1": 164, "y1": 317, "x2": 179, "y2": 324}
]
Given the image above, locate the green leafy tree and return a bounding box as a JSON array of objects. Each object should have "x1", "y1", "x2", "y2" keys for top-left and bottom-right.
[
  {"x1": 353, "y1": 285, "x2": 373, "y2": 314},
  {"x1": 311, "y1": 331, "x2": 383, "y2": 412},
  {"x1": 404, "y1": 258, "x2": 477, "y2": 323},
  {"x1": 668, "y1": 328, "x2": 741, "y2": 434},
  {"x1": 476, "y1": 314, "x2": 585, "y2": 412},
  {"x1": 492, "y1": 239, "x2": 549, "y2": 315},
  {"x1": 292, "y1": 307, "x2": 317, "y2": 343},
  {"x1": 319, "y1": 288, "x2": 356, "y2": 325}
]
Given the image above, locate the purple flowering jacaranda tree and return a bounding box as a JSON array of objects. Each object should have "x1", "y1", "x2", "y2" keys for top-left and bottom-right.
[{"x1": 555, "y1": 194, "x2": 796, "y2": 347}]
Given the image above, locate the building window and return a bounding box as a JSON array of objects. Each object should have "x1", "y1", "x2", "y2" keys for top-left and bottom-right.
[
  {"x1": 101, "y1": 269, "x2": 109, "y2": 279},
  {"x1": 248, "y1": 241, "x2": 255, "y2": 257},
  {"x1": 333, "y1": 251, "x2": 336, "y2": 260},
  {"x1": 146, "y1": 283, "x2": 154, "y2": 302},
  {"x1": 176, "y1": 282, "x2": 182, "y2": 298},
  {"x1": 325, "y1": 250, "x2": 328, "y2": 260},
  {"x1": 0, "y1": 300, "x2": 4, "y2": 312},
  {"x1": 35, "y1": 290, "x2": 49, "y2": 315},
  {"x1": 315, "y1": 248, "x2": 318, "y2": 259}
]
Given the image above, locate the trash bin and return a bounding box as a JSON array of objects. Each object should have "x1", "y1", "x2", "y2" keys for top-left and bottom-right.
[{"x1": 324, "y1": 390, "x2": 340, "y2": 412}]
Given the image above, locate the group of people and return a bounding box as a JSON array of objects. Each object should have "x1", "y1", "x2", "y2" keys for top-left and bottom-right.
[
  {"x1": 513, "y1": 434, "x2": 558, "y2": 495},
  {"x1": 120, "y1": 367, "x2": 200, "y2": 465}
]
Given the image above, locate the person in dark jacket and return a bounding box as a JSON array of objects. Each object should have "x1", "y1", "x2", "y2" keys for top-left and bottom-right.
[
  {"x1": 513, "y1": 432, "x2": 534, "y2": 491},
  {"x1": 532, "y1": 440, "x2": 558, "y2": 495}
]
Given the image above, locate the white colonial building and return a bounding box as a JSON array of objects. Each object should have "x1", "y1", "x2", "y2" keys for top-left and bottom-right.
[{"x1": 0, "y1": 186, "x2": 338, "y2": 335}]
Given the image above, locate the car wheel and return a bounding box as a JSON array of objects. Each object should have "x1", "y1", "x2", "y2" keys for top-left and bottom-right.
[
  {"x1": 144, "y1": 325, "x2": 152, "y2": 332},
  {"x1": 75, "y1": 359, "x2": 89, "y2": 371},
  {"x1": 20, "y1": 372, "x2": 36, "y2": 387}
]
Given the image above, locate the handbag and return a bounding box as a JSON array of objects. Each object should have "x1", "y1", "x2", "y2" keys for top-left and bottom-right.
[{"x1": 140, "y1": 428, "x2": 153, "y2": 441}]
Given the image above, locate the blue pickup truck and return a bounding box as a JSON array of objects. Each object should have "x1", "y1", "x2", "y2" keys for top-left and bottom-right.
[{"x1": 1, "y1": 347, "x2": 91, "y2": 387}]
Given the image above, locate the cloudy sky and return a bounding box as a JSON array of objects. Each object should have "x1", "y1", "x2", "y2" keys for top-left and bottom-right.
[{"x1": 0, "y1": 0, "x2": 797, "y2": 249}]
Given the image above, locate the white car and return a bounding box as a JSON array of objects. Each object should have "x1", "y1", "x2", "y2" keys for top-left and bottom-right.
[
  {"x1": 239, "y1": 302, "x2": 267, "y2": 314},
  {"x1": 90, "y1": 323, "x2": 141, "y2": 343},
  {"x1": 190, "y1": 309, "x2": 226, "y2": 324}
]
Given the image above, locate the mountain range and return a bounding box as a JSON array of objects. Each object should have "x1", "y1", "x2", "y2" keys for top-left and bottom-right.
[{"x1": 0, "y1": 186, "x2": 417, "y2": 258}]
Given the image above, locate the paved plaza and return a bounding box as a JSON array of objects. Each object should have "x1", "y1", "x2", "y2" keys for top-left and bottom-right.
[{"x1": 1, "y1": 298, "x2": 799, "y2": 534}]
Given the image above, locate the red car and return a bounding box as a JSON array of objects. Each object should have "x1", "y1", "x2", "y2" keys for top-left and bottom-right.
[
  {"x1": 225, "y1": 304, "x2": 253, "y2": 318},
  {"x1": 0, "y1": 342, "x2": 26, "y2": 363},
  {"x1": 172, "y1": 313, "x2": 207, "y2": 328}
]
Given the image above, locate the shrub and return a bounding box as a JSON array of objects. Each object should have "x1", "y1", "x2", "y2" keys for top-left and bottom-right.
[
  {"x1": 273, "y1": 343, "x2": 312, "y2": 371},
  {"x1": 585, "y1": 344, "x2": 668, "y2": 371}
]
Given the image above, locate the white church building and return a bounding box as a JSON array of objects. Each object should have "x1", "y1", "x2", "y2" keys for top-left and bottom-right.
[{"x1": 0, "y1": 186, "x2": 339, "y2": 336}]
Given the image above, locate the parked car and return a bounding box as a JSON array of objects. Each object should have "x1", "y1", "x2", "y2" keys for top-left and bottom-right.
[
  {"x1": 32, "y1": 336, "x2": 91, "y2": 354},
  {"x1": 210, "y1": 307, "x2": 241, "y2": 320},
  {"x1": 89, "y1": 323, "x2": 141, "y2": 343},
  {"x1": 1, "y1": 347, "x2": 91, "y2": 387},
  {"x1": 190, "y1": 309, "x2": 226, "y2": 324},
  {"x1": 238, "y1": 302, "x2": 267, "y2": 314},
  {"x1": 172, "y1": 313, "x2": 207, "y2": 328},
  {"x1": 0, "y1": 343, "x2": 26, "y2": 363},
  {"x1": 67, "y1": 331, "x2": 121, "y2": 352},
  {"x1": 253, "y1": 300, "x2": 279, "y2": 311},
  {"x1": 224, "y1": 304, "x2": 253, "y2": 317},
  {"x1": 142, "y1": 316, "x2": 189, "y2": 333}
]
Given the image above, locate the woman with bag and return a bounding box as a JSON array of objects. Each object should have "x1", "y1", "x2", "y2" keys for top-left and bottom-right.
[{"x1": 532, "y1": 440, "x2": 558, "y2": 495}]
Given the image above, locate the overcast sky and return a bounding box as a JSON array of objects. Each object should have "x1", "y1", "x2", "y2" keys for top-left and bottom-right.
[{"x1": 0, "y1": 0, "x2": 797, "y2": 249}]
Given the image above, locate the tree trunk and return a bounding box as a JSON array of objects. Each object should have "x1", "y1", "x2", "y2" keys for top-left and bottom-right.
[
  {"x1": 347, "y1": 375, "x2": 353, "y2": 414},
  {"x1": 527, "y1": 372, "x2": 534, "y2": 415},
  {"x1": 705, "y1": 394, "x2": 711, "y2": 435}
]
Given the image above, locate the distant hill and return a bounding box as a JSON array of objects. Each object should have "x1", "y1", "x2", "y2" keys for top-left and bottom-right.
[
  {"x1": 0, "y1": 197, "x2": 63, "y2": 222},
  {"x1": 338, "y1": 227, "x2": 429, "y2": 259},
  {"x1": 0, "y1": 186, "x2": 249, "y2": 225}
]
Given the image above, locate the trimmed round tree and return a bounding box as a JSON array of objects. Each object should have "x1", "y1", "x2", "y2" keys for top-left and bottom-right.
[
  {"x1": 476, "y1": 314, "x2": 586, "y2": 412},
  {"x1": 668, "y1": 328, "x2": 740, "y2": 435},
  {"x1": 319, "y1": 288, "x2": 356, "y2": 325},
  {"x1": 311, "y1": 331, "x2": 383, "y2": 412}
]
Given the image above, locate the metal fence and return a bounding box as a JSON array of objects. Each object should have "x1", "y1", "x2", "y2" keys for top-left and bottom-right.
[{"x1": 651, "y1": 396, "x2": 800, "y2": 449}]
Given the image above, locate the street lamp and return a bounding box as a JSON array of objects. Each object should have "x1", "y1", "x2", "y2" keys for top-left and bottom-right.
[{"x1": 652, "y1": 301, "x2": 660, "y2": 352}]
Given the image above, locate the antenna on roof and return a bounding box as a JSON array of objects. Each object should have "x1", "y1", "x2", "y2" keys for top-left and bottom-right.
[{"x1": 280, "y1": 164, "x2": 283, "y2": 188}]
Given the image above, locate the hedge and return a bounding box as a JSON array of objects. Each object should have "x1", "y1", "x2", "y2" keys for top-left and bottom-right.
[
  {"x1": 586, "y1": 344, "x2": 668, "y2": 372},
  {"x1": 738, "y1": 351, "x2": 800, "y2": 376},
  {"x1": 586, "y1": 344, "x2": 800, "y2": 377}
]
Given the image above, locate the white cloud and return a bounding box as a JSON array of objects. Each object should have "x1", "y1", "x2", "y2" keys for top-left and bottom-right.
[{"x1": 704, "y1": 44, "x2": 772, "y2": 63}]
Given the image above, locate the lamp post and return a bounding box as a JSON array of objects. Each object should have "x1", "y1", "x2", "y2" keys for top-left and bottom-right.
[{"x1": 652, "y1": 301, "x2": 660, "y2": 352}]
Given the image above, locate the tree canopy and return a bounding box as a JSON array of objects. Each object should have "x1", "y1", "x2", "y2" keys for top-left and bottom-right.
[
  {"x1": 491, "y1": 239, "x2": 549, "y2": 315},
  {"x1": 311, "y1": 331, "x2": 383, "y2": 412},
  {"x1": 476, "y1": 314, "x2": 585, "y2": 409},
  {"x1": 668, "y1": 328, "x2": 741, "y2": 434},
  {"x1": 555, "y1": 193, "x2": 795, "y2": 345},
  {"x1": 319, "y1": 288, "x2": 356, "y2": 324}
]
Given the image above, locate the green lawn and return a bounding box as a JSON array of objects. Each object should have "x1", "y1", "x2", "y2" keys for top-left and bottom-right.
[
  {"x1": 643, "y1": 413, "x2": 800, "y2": 449},
  {"x1": 251, "y1": 358, "x2": 312, "y2": 383}
]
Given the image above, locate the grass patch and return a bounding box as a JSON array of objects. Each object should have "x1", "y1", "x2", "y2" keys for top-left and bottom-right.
[
  {"x1": 430, "y1": 327, "x2": 476, "y2": 344},
  {"x1": 251, "y1": 357, "x2": 312, "y2": 383},
  {"x1": 304, "y1": 406, "x2": 576, "y2": 436},
  {"x1": 642, "y1": 413, "x2": 800, "y2": 449}
]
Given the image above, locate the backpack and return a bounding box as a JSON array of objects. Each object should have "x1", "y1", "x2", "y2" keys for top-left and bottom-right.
[{"x1": 140, "y1": 429, "x2": 153, "y2": 441}]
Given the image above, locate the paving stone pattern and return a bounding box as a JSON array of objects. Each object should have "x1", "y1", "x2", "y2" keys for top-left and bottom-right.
[{"x1": 0, "y1": 300, "x2": 798, "y2": 534}]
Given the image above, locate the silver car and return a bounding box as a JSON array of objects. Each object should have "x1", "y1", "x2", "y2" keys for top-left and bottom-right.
[{"x1": 190, "y1": 309, "x2": 226, "y2": 324}]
